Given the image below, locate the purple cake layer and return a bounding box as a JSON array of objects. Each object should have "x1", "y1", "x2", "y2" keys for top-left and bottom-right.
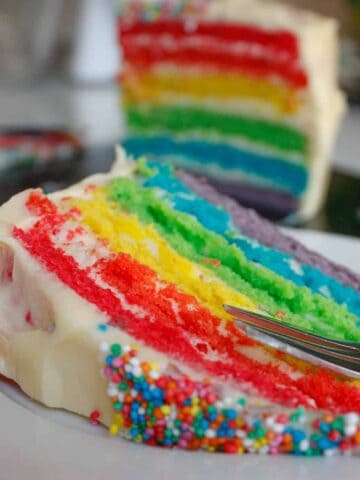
[
  {"x1": 207, "y1": 177, "x2": 298, "y2": 220},
  {"x1": 178, "y1": 170, "x2": 360, "y2": 292}
]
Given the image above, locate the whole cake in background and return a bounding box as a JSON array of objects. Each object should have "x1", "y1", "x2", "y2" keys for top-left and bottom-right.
[
  {"x1": 116, "y1": 0, "x2": 346, "y2": 220},
  {"x1": 0, "y1": 149, "x2": 360, "y2": 456}
]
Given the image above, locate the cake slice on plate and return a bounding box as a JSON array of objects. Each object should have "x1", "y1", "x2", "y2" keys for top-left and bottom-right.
[
  {"x1": 118, "y1": 0, "x2": 345, "y2": 220},
  {"x1": 0, "y1": 149, "x2": 359, "y2": 455}
]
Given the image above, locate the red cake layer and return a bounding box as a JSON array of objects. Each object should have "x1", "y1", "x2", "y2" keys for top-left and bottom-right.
[
  {"x1": 119, "y1": 20, "x2": 300, "y2": 58},
  {"x1": 11, "y1": 192, "x2": 360, "y2": 414},
  {"x1": 121, "y1": 40, "x2": 308, "y2": 88},
  {"x1": 14, "y1": 215, "x2": 310, "y2": 407}
]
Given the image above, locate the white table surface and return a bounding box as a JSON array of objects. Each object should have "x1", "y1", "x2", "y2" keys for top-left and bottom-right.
[{"x1": 0, "y1": 80, "x2": 359, "y2": 176}]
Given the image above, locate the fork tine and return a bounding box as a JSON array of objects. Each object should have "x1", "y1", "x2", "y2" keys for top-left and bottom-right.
[
  {"x1": 237, "y1": 321, "x2": 360, "y2": 380},
  {"x1": 224, "y1": 304, "x2": 360, "y2": 353},
  {"x1": 225, "y1": 304, "x2": 360, "y2": 378},
  {"x1": 233, "y1": 319, "x2": 360, "y2": 363}
]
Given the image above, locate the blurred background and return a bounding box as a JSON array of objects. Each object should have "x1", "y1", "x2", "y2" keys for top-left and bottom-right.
[{"x1": 0, "y1": 0, "x2": 359, "y2": 234}]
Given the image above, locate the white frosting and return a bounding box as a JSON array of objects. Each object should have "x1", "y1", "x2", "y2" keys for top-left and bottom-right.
[{"x1": 287, "y1": 258, "x2": 304, "y2": 276}]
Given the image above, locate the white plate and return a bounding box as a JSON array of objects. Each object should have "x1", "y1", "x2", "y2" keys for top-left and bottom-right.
[{"x1": 1, "y1": 230, "x2": 359, "y2": 480}]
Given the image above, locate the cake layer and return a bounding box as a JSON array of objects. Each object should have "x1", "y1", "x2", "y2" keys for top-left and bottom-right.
[
  {"x1": 207, "y1": 178, "x2": 298, "y2": 220},
  {"x1": 121, "y1": 37, "x2": 307, "y2": 87},
  {"x1": 178, "y1": 170, "x2": 360, "y2": 292},
  {"x1": 106, "y1": 180, "x2": 359, "y2": 339},
  {"x1": 123, "y1": 136, "x2": 308, "y2": 196},
  {"x1": 122, "y1": 69, "x2": 302, "y2": 115},
  {"x1": 136, "y1": 161, "x2": 360, "y2": 317},
  {"x1": 126, "y1": 104, "x2": 308, "y2": 158},
  {"x1": 70, "y1": 192, "x2": 257, "y2": 322},
  {"x1": 119, "y1": 19, "x2": 300, "y2": 58}
]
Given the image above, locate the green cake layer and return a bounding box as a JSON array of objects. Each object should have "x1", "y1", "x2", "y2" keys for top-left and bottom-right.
[
  {"x1": 127, "y1": 104, "x2": 308, "y2": 159},
  {"x1": 108, "y1": 177, "x2": 360, "y2": 341}
]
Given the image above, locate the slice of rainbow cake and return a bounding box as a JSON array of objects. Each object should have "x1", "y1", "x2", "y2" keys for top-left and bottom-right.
[
  {"x1": 118, "y1": 0, "x2": 345, "y2": 220},
  {"x1": 0, "y1": 149, "x2": 359, "y2": 456}
]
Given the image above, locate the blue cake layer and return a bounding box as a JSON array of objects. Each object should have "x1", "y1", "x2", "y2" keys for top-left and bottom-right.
[
  {"x1": 124, "y1": 135, "x2": 308, "y2": 197},
  {"x1": 138, "y1": 160, "x2": 360, "y2": 318}
]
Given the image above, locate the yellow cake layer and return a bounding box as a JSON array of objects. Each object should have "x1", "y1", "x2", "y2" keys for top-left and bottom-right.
[
  {"x1": 122, "y1": 69, "x2": 302, "y2": 115},
  {"x1": 71, "y1": 190, "x2": 323, "y2": 377},
  {"x1": 71, "y1": 190, "x2": 257, "y2": 321}
]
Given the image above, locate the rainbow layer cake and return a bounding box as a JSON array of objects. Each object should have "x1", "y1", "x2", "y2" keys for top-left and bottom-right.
[
  {"x1": 118, "y1": 0, "x2": 345, "y2": 219},
  {"x1": 0, "y1": 149, "x2": 360, "y2": 456}
]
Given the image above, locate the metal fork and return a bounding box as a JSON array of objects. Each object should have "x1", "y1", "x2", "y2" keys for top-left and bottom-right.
[{"x1": 224, "y1": 305, "x2": 360, "y2": 379}]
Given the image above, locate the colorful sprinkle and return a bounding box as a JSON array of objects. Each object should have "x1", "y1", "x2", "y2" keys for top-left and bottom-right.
[
  {"x1": 90, "y1": 409, "x2": 101, "y2": 425},
  {"x1": 102, "y1": 342, "x2": 360, "y2": 455},
  {"x1": 97, "y1": 323, "x2": 108, "y2": 332},
  {"x1": 117, "y1": 0, "x2": 208, "y2": 22}
]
